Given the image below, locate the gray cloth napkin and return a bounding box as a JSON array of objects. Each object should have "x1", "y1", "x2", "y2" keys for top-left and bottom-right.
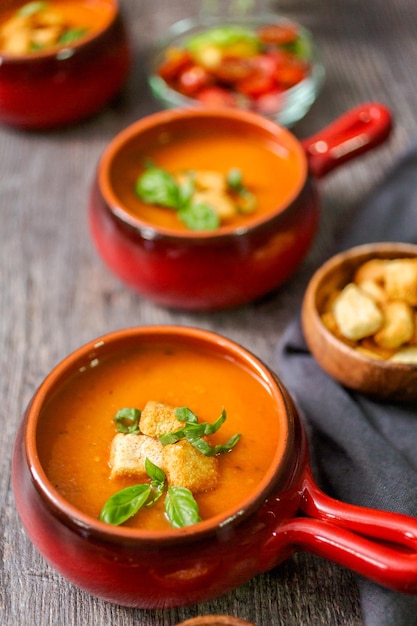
[{"x1": 276, "y1": 133, "x2": 417, "y2": 626}]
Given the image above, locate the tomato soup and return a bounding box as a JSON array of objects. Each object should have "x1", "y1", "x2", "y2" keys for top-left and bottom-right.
[
  {"x1": 0, "y1": 0, "x2": 115, "y2": 56},
  {"x1": 106, "y1": 117, "x2": 306, "y2": 233},
  {"x1": 37, "y1": 339, "x2": 283, "y2": 531}
]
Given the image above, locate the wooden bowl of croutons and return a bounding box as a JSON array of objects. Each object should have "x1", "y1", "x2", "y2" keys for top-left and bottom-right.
[
  {"x1": 0, "y1": 0, "x2": 131, "y2": 129},
  {"x1": 302, "y1": 242, "x2": 417, "y2": 401}
]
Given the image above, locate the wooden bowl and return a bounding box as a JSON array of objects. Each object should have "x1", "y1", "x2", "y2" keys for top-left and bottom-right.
[{"x1": 302, "y1": 242, "x2": 417, "y2": 402}]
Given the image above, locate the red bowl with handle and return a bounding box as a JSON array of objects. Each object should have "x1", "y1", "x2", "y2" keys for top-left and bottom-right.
[
  {"x1": 0, "y1": 0, "x2": 131, "y2": 129},
  {"x1": 12, "y1": 325, "x2": 417, "y2": 609},
  {"x1": 88, "y1": 103, "x2": 392, "y2": 310}
]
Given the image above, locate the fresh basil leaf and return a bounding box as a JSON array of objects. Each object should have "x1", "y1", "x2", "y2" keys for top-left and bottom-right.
[
  {"x1": 187, "y1": 436, "x2": 216, "y2": 456},
  {"x1": 236, "y1": 189, "x2": 257, "y2": 214},
  {"x1": 213, "y1": 432, "x2": 241, "y2": 454},
  {"x1": 59, "y1": 28, "x2": 88, "y2": 45},
  {"x1": 100, "y1": 484, "x2": 151, "y2": 525},
  {"x1": 200, "y1": 408, "x2": 226, "y2": 435},
  {"x1": 145, "y1": 481, "x2": 165, "y2": 507},
  {"x1": 177, "y1": 174, "x2": 195, "y2": 209},
  {"x1": 175, "y1": 407, "x2": 199, "y2": 424},
  {"x1": 145, "y1": 457, "x2": 166, "y2": 484},
  {"x1": 188, "y1": 433, "x2": 241, "y2": 456},
  {"x1": 178, "y1": 202, "x2": 219, "y2": 231},
  {"x1": 114, "y1": 407, "x2": 141, "y2": 434},
  {"x1": 165, "y1": 486, "x2": 201, "y2": 528},
  {"x1": 282, "y1": 35, "x2": 311, "y2": 60},
  {"x1": 227, "y1": 168, "x2": 244, "y2": 192},
  {"x1": 186, "y1": 25, "x2": 258, "y2": 52},
  {"x1": 135, "y1": 167, "x2": 180, "y2": 209},
  {"x1": 159, "y1": 429, "x2": 186, "y2": 445},
  {"x1": 19, "y1": 1, "x2": 48, "y2": 16}
]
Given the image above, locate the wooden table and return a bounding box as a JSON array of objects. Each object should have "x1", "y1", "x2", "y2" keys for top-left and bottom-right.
[{"x1": 1, "y1": 1, "x2": 416, "y2": 624}]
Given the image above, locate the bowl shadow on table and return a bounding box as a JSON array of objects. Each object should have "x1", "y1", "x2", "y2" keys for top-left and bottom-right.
[{"x1": 125, "y1": 553, "x2": 361, "y2": 626}]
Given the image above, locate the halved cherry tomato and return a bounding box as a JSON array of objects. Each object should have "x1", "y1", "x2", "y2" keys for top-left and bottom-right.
[
  {"x1": 274, "y1": 55, "x2": 309, "y2": 88},
  {"x1": 212, "y1": 56, "x2": 255, "y2": 85},
  {"x1": 157, "y1": 47, "x2": 193, "y2": 82},
  {"x1": 194, "y1": 86, "x2": 237, "y2": 107},
  {"x1": 236, "y1": 54, "x2": 277, "y2": 98},
  {"x1": 256, "y1": 23, "x2": 299, "y2": 46},
  {"x1": 177, "y1": 65, "x2": 213, "y2": 95}
]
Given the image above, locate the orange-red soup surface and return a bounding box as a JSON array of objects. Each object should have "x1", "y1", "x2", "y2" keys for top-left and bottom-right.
[
  {"x1": 107, "y1": 121, "x2": 305, "y2": 232},
  {"x1": 37, "y1": 341, "x2": 282, "y2": 531},
  {"x1": 0, "y1": 0, "x2": 114, "y2": 56}
]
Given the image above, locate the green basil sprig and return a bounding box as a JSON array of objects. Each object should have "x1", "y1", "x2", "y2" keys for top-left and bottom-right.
[
  {"x1": 136, "y1": 165, "x2": 219, "y2": 231},
  {"x1": 18, "y1": 1, "x2": 48, "y2": 16},
  {"x1": 165, "y1": 486, "x2": 202, "y2": 528},
  {"x1": 159, "y1": 407, "x2": 241, "y2": 456},
  {"x1": 99, "y1": 457, "x2": 201, "y2": 528},
  {"x1": 58, "y1": 28, "x2": 89, "y2": 45},
  {"x1": 114, "y1": 407, "x2": 141, "y2": 434}
]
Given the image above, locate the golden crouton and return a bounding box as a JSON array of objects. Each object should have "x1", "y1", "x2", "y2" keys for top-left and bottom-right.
[
  {"x1": 193, "y1": 190, "x2": 236, "y2": 219},
  {"x1": 332, "y1": 283, "x2": 384, "y2": 340},
  {"x1": 353, "y1": 258, "x2": 388, "y2": 284},
  {"x1": 162, "y1": 439, "x2": 219, "y2": 493},
  {"x1": 389, "y1": 346, "x2": 417, "y2": 364},
  {"x1": 357, "y1": 337, "x2": 396, "y2": 360},
  {"x1": 384, "y1": 259, "x2": 417, "y2": 306},
  {"x1": 109, "y1": 433, "x2": 164, "y2": 479},
  {"x1": 139, "y1": 401, "x2": 182, "y2": 438},
  {"x1": 356, "y1": 279, "x2": 387, "y2": 305},
  {"x1": 193, "y1": 170, "x2": 226, "y2": 192},
  {"x1": 373, "y1": 301, "x2": 414, "y2": 349}
]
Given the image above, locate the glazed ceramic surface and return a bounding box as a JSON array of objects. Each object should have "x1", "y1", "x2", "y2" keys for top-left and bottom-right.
[
  {"x1": 89, "y1": 103, "x2": 392, "y2": 311},
  {"x1": 0, "y1": 0, "x2": 131, "y2": 129},
  {"x1": 12, "y1": 326, "x2": 417, "y2": 609}
]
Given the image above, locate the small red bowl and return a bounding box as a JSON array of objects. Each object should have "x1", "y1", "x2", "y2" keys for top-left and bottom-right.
[
  {"x1": 0, "y1": 0, "x2": 131, "y2": 129},
  {"x1": 12, "y1": 325, "x2": 417, "y2": 609},
  {"x1": 89, "y1": 103, "x2": 391, "y2": 310}
]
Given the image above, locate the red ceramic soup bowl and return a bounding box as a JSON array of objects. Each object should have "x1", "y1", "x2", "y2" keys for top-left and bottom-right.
[
  {"x1": 12, "y1": 326, "x2": 417, "y2": 609},
  {"x1": 0, "y1": 0, "x2": 131, "y2": 129},
  {"x1": 89, "y1": 103, "x2": 391, "y2": 311}
]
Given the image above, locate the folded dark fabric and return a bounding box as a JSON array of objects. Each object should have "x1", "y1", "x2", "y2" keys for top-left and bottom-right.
[{"x1": 276, "y1": 133, "x2": 417, "y2": 626}]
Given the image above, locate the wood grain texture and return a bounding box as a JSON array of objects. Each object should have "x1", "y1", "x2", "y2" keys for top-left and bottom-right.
[{"x1": 1, "y1": 0, "x2": 416, "y2": 624}]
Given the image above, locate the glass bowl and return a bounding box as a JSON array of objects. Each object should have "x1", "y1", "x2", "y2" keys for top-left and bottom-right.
[{"x1": 148, "y1": 14, "x2": 325, "y2": 127}]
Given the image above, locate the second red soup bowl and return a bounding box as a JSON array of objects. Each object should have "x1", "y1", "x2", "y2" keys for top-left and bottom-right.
[
  {"x1": 12, "y1": 325, "x2": 417, "y2": 608},
  {"x1": 89, "y1": 103, "x2": 392, "y2": 310},
  {"x1": 0, "y1": 0, "x2": 131, "y2": 129}
]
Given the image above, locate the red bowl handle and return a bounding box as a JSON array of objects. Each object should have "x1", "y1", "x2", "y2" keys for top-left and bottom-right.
[
  {"x1": 302, "y1": 102, "x2": 393, "y2": 179},
  {"x1": 262, "y1": 468, "x2": 417, "y2": 594}
]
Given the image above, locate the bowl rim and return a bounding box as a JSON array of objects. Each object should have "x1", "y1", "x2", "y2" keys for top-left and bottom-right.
[
  {"x1": 305, "y1": 241, "x2": 417, "y2": 372},
  {"x1": 0, "y1": 0, "x2": 120, "y2": 62},
  {"x1": 97, "y1": 106, "x2": 309, "y2": 241},
  {"x1": 24, "y1": 324, "x2": 294, "y2": 545}
]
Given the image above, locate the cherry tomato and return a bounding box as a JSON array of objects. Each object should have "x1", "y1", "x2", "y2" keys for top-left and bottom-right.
[
  {"x1": 236, "y1": 54, "x2": 276, "y2": 98},
  {"x1": 212, "y1": 56, "x2": 255, "y2": 85},
  {"x1": 177, "y1": 65, "x2": 213, "y2": 95},
  {"x1": 157, "y1": 47, "x2": 193, "y2": 82},
  {"x1": 256, "y1": 23, "x2": 299, "y2": 46},
  {"x1": 274, "y1": 55, "x2": 309, "y2": 88},
  {"x1": 194, "y1": 86, "x2": 237, "y2": 107}
]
